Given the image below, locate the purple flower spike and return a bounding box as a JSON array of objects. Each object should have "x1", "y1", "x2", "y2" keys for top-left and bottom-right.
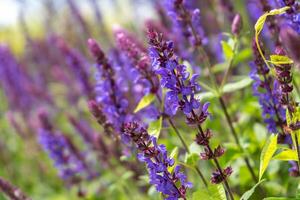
[
  {"x1": 55, "y1": 38, "x2": 94, "y2": 99},
  {"x1": 122, "y1": 122, "x2": 191, "y2": 200},
  {"x1": 147, "y1": 29, "x2": 203, "y2": 118},
  {"x1": 37, "y1": 111, "x2": 91, "y2": 184},
  {"x1": 87, "y1": 38, "x2": 130, "y2": 131},
  {"x1": 250, "y1": 40, "x2": 286, "y2": 135}
]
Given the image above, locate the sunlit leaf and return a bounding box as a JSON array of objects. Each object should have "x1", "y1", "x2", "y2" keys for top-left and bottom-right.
[
  {"x1": 269, "y1": 55, "x2": 293, "y2": 65},
  {"x1": 273, "y1": 149, "x2": 298, "y2": 161},
  {"x1": 134, "y1": 93, "x2": 155, "y2": 113},
  {"x1": 254, "y1": 6, "x2": 290, "y2": 69},
  {"x1": 259, "y1": 134, "x2": 278, "y2": 180},
  {"x1": 221, "y1": 40, "x2": 234, "y2": 60},
  {"x1": 147, "y1": 116, "x2": 163, "y2": 138},
  {"x1": 240, "y1": 179, "x2": 265, "y2": 200}
]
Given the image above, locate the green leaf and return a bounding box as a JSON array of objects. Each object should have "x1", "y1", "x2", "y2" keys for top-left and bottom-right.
[
  {"x1": 170, "y1": 147, "x2": 179, "y2": 160},
  {"x1": 286, "y1": 107, "x2": 300, "y2": 161},
  {"x1": 134, "y1": 93, "x2": 156, "y2": 113},
  {"x1": 254, "y1": 6, "x2": 290, "y2": 70},
  {"x1": 147, "y1": 116, "x2": 163, "y2": 138},
  {"x1": 222, "y1": 77, "x2": 253, "y2": 94},
  {"x1": 192, "y1": 184, "x2": 226, "y2": 200},
  {"x1": 255, "y1": 7, "x2": 290, "y2": 34},
  {"x1": 185, "y1": 153, "x2": 199, "y2": 166},
  {"x1": 221, "y1": 41, "x2": 234, "y2": 60},
  {"x1": 240, "y1": 179, "x2": 265, "y2": 200},
  {"x1": 273, "y1": 149, "x2": 298, "y2": 161},
  {"x1": 232, "y1": 48, "x2": 252, "y2": 66},
  {"x1": 196, "y1": 77, "x2": 253, "y2": 100},
  {"x1": 270, "y1": 55, "x2": 293, "y2": 65},
  {"x1": 259, "y1": 134, "x2": 278, "y2": 181}
]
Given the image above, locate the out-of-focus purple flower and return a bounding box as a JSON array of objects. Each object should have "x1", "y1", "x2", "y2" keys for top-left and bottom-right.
[
  {"x1": 246, "y1": 0, "x2": 278, "y2": 47},
  {"x1": 114, "y1": 29, "x2": 161, "y2": 119},
  {"x1": 114, "y1": 28, "x2": 159, "y2": 94},
  {"x1": 68, "y1": 115, "x2": 111, "y2": 165},
  {"x1": 289, "y1": 161, "x2": 300, "y2": 177},
  {"x1": 66, "y1": 0, "x2": 91, "y2": 38},
  {"x1": 0, "y1": 45, "x2": 35, "y2": 114},
  {"x1": 87, "y1": 38, "x2": 130, "y2": 131},
  {"x1": 0, "y1": 177, "x2": 31, "y2": 200},
  {"x1": 164, "y1": 0, "x2": 204, "y2": 47},
  {"x1": 250, "y1": 40, "x2": 286, "y2": 134},
  {"x1": 280, "y1": 26, "x2": 300, "y2": 66},
  {"x1": 122, "y1": 122, "x2": 192, "y2": 200},
  {"x1": 280, "y1": 0, "x2": 300, "y2": 34},
  {"x1": 231, "y1": 13, "x2": 243, "y2": 36},
  {"x1": 38, "y1": 111, "x2": 90, "y2": 184},
  {"x1": 55, "y1": 38, "x2": 94, "y2": 99},
  {"x1": 211, "y1": 167, "x2": 233, "y2": 184},
  {"x1": 219, "y1": 0, "x2": 235, "y2": 22}
]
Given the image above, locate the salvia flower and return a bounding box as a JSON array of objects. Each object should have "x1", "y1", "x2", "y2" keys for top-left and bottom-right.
[
  {"x1": 68, "y1": 115, "x2": 110, "y2": 162},
  {"x1": 66, "y1": 0, "x2": 91, "y2": 37},
  {"x1": 0, "y1": 45, "x2": 35, "y2": 114},
  {"x1": 279, "y1": 26, "x2": 300, "y2": 66},
  {"x1": 122, "y1": 122, "x2": 192, "y2": 200},
  {"x1": 114, "y1": 28, "x2": 159, "y2": 94},
  {"x1": 280, "y1": 0, "x2": 300, "y2": 34},
  {"x1": 273, "y1": 46, "x2": 294, "y2": 111},
  {"x1": 55, "y1": 38, "x2": 94, "y2": 99},
  {"x1": 147, "y1": 29, "x2": 205, "y2": 118},
  {"x1": 88, "y1": 38, "x2": 130, "y2": 131},
  {"x1": 38, "y1": 111, "x2": 89, "y2": 184},
  {"x1": 250, "y1": 40, "x2": 286, "y2": 134},
  {"x1": 164, "y1": 0, "x2": 204, "y2": 47},
  {"x1": 211, "y1": 167, "x2": 233, "y2": 184},
  {"x1": 231, "y1": 13, "x2": 243, "y2": 36},
  {"x1": 0, "y1": 177, "x2": 31, "y2": 200},
  {"x1": 148, "y1": 29, "x2": 232, "y2": 186}
]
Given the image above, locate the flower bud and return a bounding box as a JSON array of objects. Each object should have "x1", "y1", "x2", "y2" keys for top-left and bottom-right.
[{"x1": 231, "y1": 13, "x2": 243, "y2": 35}]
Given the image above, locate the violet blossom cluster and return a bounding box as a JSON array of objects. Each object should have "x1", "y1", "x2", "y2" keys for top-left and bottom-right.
[
  {"x1": 37, "y1": 111, "x2": 92, "y2": 184},
  {"x1": 114, "y1": 28, "x2": 158, "y2": 95},
  {"x1": 0, "y1": 45, "x2": 35, "y2": 114},
  {"x1": 147, "y1": 29, "x2": 206, "y2": 117},
  {"x1": 88, "y1": 38, "x2": 130, "y2": 132},
  {"x1": 147, "y1": 29, "x2": 232, "y2": 185},
  {"x1": 163, "y1": 0, "x2": 204, "y2": 47},
  {"x1": 122, "y1": 122, "x2": 192, "y2": 200},
  {"x1": 280, "y1": 0, "x2": 300, "y2": 34},
  {"x1": 55, "y1": 38, "x2": 94, "y2": 99},
  {"x1": 250, "y1": 40, "x2": 286, "y2": 135}
]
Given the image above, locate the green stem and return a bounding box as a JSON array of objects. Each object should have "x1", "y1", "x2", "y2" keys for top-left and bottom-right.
[
  {"x1": 294, "y1": 134, "x2": 300, "y2": 172},
  {"x1": 219, "y1": 97, "x2": 258, "y2": 182},
  {"x1": 154, "y1": 94, "x2": 208, "y2": 187},
  {"x1": 220, "y1": 37, "x2": 238, "y2": 89}
]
